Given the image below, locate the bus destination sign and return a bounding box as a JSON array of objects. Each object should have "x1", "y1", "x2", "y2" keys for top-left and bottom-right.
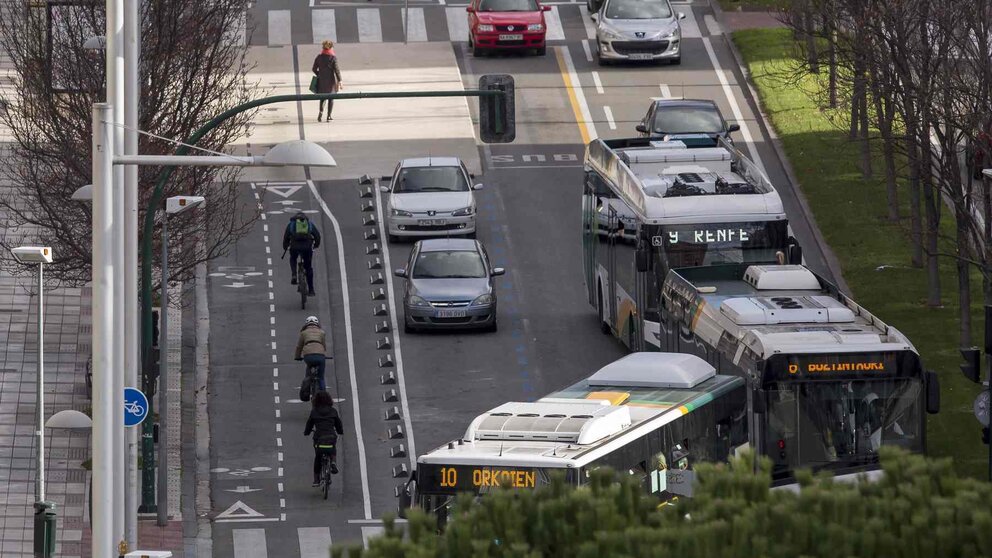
[
  {"x1": 769, "y1": 353, "x2": 899, "y2": 381},
  {"x1": 420, "y1": 464, "x2": 544, "y2": 494},
  {"x1": 653, "y1": 227, "x2": 751, "y2": 246}
]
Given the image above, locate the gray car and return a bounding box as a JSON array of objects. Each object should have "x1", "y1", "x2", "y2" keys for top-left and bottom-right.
[
  {"x1": 395, "y1": 238, "x2": 505, "y2": 333},
  {"x1": 593, "y1": 0, "x2": 685, "y2": 65}
]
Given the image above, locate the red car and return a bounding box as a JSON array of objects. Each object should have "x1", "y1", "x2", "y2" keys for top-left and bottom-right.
[{"x1": 467, "y1": 0, "x2": 550, "y2": 57}]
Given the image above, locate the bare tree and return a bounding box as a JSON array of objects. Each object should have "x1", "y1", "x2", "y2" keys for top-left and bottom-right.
[{"x1": 0, "y1": 0, "x2": 261, "y2": 287}]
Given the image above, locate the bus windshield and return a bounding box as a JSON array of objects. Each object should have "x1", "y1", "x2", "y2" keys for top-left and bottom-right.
[
  {"x1": 763, "y1": 378, "x2": 922, "y2": 479},
  {"x1": 657, "y1": 220, "x2": 789, "y2": 268}
]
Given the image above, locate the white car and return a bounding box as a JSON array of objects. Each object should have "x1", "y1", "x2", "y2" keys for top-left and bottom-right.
[
  {"x1": 593, "y1": 0, "x2": 685, "y2": 66},
  {"x1": 381, "y1": 157, "x2": 481, "y2": 243}
]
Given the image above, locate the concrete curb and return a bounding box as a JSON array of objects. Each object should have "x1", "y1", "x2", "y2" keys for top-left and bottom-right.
[{"x1": 708, "y1": 1, "x2": 852, "y2": 295}]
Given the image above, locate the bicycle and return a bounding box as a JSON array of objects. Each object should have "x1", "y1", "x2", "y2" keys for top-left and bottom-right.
[
  {"x1": 298, "y1": 355, "x2": 332, "y2": 403},
  {"x1": 282, "y1": 248, "x2": 314, "y2": 310},
  {"x1": 317, "y1": 445, "x2": 335, "y2": 499}
]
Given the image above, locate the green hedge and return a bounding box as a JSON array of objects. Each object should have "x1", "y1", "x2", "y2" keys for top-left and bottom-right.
[{"x1": 342, "y1": 450, "x2": 992, "y2": 557}]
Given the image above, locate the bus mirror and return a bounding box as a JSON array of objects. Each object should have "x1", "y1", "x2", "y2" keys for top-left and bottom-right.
[
  {"x1": 787, "y1": 241, "x2": 803, "y2": 265},
  {"x1": 397, "y1": 489, "x2": 412, "y2": 517},
  {"x1": 925, "y1": 370, "x2": 940, "y2": 414},
  {"x1": 635, "y1": 248, "x2": 650, "y2": 272},
  {"x1": 753, "y1": 389, "x2": 768, "y2": 414}
]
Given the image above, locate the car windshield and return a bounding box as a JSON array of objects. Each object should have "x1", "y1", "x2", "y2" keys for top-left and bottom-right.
[
  {"x1": 394, "y1": 166, "x2": 468, "y2": 194},
  {"x1": 653, "y1": 106, "x2": 724, "y2": 134},
  {"x1": 605, "y1": 0, "x2": 672, "y2": 19},
  {"x1": 412, "y1": 250, "x2": 487, "y2": 279},
  {"x1": 479, "y1": 0, "x2": 539, "y2": 11}
]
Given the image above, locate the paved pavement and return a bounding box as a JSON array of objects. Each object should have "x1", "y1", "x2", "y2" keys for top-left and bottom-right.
[{"x1": 202, "y1": 1, "x2": 843, "y2": 556}]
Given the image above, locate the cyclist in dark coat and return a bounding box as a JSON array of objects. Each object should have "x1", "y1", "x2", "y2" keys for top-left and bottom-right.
[
  {"x1": 304, "y1": 390, "x2": 344, "y2": 486},
  {"x1": 283, "y1": 212, "x2": 321, "y2": 295}
]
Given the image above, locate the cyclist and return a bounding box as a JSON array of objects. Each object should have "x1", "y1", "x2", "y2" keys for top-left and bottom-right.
[
  {"x1": 304, "y1": 390, "x2": 344, "y2": 485},
  {"x1": 283, "y1": 211, "x2": 322, "y2": 296},
  {"x1": 294, "y1": 316, "x2": 328, "y2": 391}
]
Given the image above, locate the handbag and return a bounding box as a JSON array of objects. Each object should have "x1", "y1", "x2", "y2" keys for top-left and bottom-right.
[{"x1": 308, "y1": 75, "x2": 318, "y2": 94}]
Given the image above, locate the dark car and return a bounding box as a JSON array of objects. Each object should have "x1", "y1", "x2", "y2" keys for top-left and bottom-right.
[
  {"x1": 395, "y1": 238, "x2": 505, "y2": 333},
  {"x1": 635, "y1": 99, "x2": 740, "y2": 146}
]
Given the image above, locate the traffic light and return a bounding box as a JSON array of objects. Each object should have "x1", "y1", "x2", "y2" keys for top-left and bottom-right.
[
  {"x1": 961, "y1": 347, "x2": 982, "y2": 383},
  {"x1": 479, "y1": 74, "x2": 515, "y2": 144}
]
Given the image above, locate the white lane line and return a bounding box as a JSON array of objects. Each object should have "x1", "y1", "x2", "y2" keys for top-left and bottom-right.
[
  {"x1": 679, "y1": 9, "x2": 701, "y2": 39},
  {"x1": 704, "y1": 14, "x2": 722, "y2": 36},
  {"x1": 580, "y1": 39, "x2": 593, "y2": 62},
  {"x1": 276, "y1": 438, "x2": 282, "y2": 447},
  {"x1": 306, "y1": 179, "x2": 373, "y2": 519},
  {"x1": 604, "y1": 106, "x2": 617, "y2": 130},
  {"x1": 402, "y1": 7, "x2": 429, "y2": 42},
  {"x1": 278, "y1": 482, "x2": 283, "y2": 491},
  {"x1": 702, "y1": 37, "x2": 766, "y2": 174},
  {"x1": 271, "y1": 354, "x2": 277, "y2": 363},
  {"x1": 559, "y1": 45, "x2": 598, "y2": 141},
  {"x1": 357, "y1": 9, "x2": 383, "y2": 42},
  {"x1": 276, "y1": 423, "x2": 281, "y2": 432},
  {"x1": 268, "y1": 10, "x2": 292, "y2": 46},
  {"x1": 312, "y1": 9, "x2": 337, "y2": 43},
  {"x1": 445, "y1": 7, "x2": 469, "y2": 41},
  {"x1": 545, "y1": 7, "x2": 565, "y2": 41},
  {"x1": 263, "y1": 224, "x2": 268, "y2": 232},
  {"x1": 269, "y1": 304, "x2": 275, "y2": 313},
  {"x1": 591, "y1": 71, "x2": 604, "y2": 94},
  {"x1": 263, "y1": 235, "x2": 269, "y2": 243},
  {"x1": 373, "y1": 181, "x2": 418, "y2": 468},
  {"x1": 233, "y1": 528, "x2": 267, "y2": 558},
  {"x1": 362, "y1": 526, "x2": 385, "y2": 550},
  {"x1": 299, "y1": 527, "x2": 332, "y2": 557},
  {"x1": 579, "y1": 5, "x2": 597, "y2": 39},
  {"x1": 273, "y1": 368, "x2": 278, "y2": 377}
]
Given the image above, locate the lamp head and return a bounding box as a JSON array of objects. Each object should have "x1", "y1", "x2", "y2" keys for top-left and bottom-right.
[
  {"x1": 11, "y1": 246, "x2": 53, "y2": 264},
  {"x1": 71, "y1": 184, "x2": 93, "y2": 201},
  {"x1": 166, "y1": 196, "x2": 206, "y2": 215},
  {"x1": 261, "y1": 140, "x2": 337, "y2": 167},
  {"x1": 46, "y1": 409, "x2": 92, "y2": 430}
]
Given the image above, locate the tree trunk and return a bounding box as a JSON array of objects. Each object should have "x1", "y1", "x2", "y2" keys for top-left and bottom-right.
[
  {"x1": 874, "y1": 93, "x2": 900, "y2": 220},
  {"x1": 805, "y1": 7, "x2": 819, "y2": 73},
  {"x1": 904, "y1": 99, "x2": 924, "y2": 267},
  {"x1": 920, "y1": 124, "x2": 942, "y2": 307},
  {"x1": 859, "y1": 84, "x2": 872, "y2": 179},
  {"x1": 827, "y1": 24, "x2": 837, "y2": 108}
]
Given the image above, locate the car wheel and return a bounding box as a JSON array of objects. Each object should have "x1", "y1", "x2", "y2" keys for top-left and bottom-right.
[
  {"x1": 670, "y1": 56, "x2": 681, "y2": 66},
  {"x1": 536, "y1": 45, "x2": 547, "y2": 56},
  {"x1": 404, "y1": 317, "x2": 415, "y2": 334},
  {"x1": 487, "y1": 319, "x2": 498, "y2": 333},
  {"x1": 388, "y1": 234, "x2": 399, "y2": 244},
  {"x1": 473, "y1": 43, "x2": 485, "y2": 57}
]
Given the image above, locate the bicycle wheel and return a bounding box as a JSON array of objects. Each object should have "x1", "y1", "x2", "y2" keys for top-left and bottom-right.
[
  {"x1": 322, "y1": 457, "x2": 331, "y2": 499},
  {"x1": 309, "y1": 370, "x2": 318, "y2": 402},
  {"x1": 298, "y1": 262, "x2": 307, "y2": 309}
]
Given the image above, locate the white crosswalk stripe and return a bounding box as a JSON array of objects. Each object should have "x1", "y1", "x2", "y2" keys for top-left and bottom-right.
[
  {"x1": 298, "y1": 527, "x2": 333, "y2": 556},
  {"x1": 312, "y1": 9, "x2": 337, "y2": 43},
  {"x1": 233, "y1": 528, "x2": 267, "y2": 558},
  {"x1": 445, "y1": 7, "x2": 470, "y2": 42},
  {"x1": 357, "y1": 9, "x2": 384, "y2": 42},
  {"x1": 402, "y1": 7, "x2": 429, "y2": 42},
  {"x1": 268, "y1": 9, "x2": 292, "y2": 46},
  {"x1": 545, "y1": 6, "x2": 565, "y2": 41}
]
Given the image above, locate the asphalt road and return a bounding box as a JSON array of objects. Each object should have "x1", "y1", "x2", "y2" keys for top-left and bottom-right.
[{"x1": 205, "y1": 1, "x2": 837, "y2": 555}]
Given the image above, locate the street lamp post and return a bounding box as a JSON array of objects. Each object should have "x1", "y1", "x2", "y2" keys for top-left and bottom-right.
[
  {"x1": 156, "y1": 196, "x2": 205, "y2": 526},
  {"x1": 12, "y1": 246, "x2": 55, "y2": 558}
]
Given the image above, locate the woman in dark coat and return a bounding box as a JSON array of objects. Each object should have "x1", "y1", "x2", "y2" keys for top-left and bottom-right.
[{"x1": 312, "y1": 40, "x2": 343, "y2": 122}]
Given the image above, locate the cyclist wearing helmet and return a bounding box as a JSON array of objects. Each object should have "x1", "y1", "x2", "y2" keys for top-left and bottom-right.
[
  {"x1": 294, "y1": 316, "x2": 328, "y2": 390},
  {"x1": 283, "y1": 211, "x2": 322, "y2": 295}
]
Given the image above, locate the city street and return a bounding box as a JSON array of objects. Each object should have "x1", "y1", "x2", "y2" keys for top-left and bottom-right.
[{"x1": 204, "y1": 0, "x2": 837, "y2": 554}]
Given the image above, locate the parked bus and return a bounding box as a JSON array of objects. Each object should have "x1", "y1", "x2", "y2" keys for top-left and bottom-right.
[
  {"x1": 659, "y1": 263, "x2": 940, "y2": 482},
  {"x1": 582, "y1": 136, "x2": 802, "y2": 352},
  {"x1": 399, "y1": 352, "x2": 748, "y2": 523}
]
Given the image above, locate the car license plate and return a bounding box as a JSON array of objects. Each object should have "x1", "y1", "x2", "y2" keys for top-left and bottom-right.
[
  {"x1": 499, "y1": 34, "x2": 524, "y2": 41},
  {"x1": 418, "y1": 219, "x2": 447, "y2": 226},
  {"x1": 437, "y1": 309, "x2": 467, "y2": 318},
  {"x1": 630, "y1": 53, "x2": 654, "y2": 60}
]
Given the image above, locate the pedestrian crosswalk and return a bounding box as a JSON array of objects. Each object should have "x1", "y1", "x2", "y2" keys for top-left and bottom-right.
[
  {"x1": 230, "y1": 525, "x2": 385, "y2": 556},
  {"x1": 255, "y1": 4, "x2": 704, "y2": 46}
]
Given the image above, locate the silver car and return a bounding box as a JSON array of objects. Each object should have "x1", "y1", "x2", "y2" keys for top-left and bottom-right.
[
  {"x1": 395, "y1": 238, "x2": 505, "y2": 333},
  {"x1": 381, "y1": 157, "x2": 481, "y2": 243},
  {"x1": 593, "y1": 0, "x2": 685, "y2": 65}
]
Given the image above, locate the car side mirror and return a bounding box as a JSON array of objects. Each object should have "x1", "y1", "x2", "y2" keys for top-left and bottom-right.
[
  {"x1": 394, "y1": 268, "x2": 407, "y2": 278},
  {"x1": 358, "y1": 174, "x2": 374, "y2": 186},
  {"x1": 491, "y1": 267, "x2": 505, "y2": 276},
  {"x1": 542, "y1": 5, "x2": 551, "y2": 10},
  {"x1": 678, "y1": 12, "x2": 686, "y2": 19},
  {"x1": 590, "y1": 12, "x2": 598, "y2": 22},
  {"x1": 787, "y1": 241, "x2": 803, "y2": 265},
  {"x1": 379, "y1": 185, "x2": 390, "y2": 193},
  {"x1": 925, "y1": 370, "x2": 940, "y2": 414},
  {"x1": 635, "y1": 123, "x2": 648, "y2": 133},
  {"x1": 728, "y1": 123, "x2": 741, "y2": 133},
  {"x1": 473, "y1": 183, "x2": 484, "y2": 190}
]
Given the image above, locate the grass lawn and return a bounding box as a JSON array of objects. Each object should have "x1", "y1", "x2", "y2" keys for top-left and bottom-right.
[
  {"x1": 733, "y1": 28, "x2": 987, "y2": 478},
  {"x1": 717, "y1": 0, "x2": 787, "y2": 11}
]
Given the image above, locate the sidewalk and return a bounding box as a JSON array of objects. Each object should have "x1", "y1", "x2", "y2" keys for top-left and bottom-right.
[{"x1": 720, "y1": 10, "x2": 786, "y2": 32}]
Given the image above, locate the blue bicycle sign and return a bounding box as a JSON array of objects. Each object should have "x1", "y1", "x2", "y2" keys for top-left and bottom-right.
[{"x1": 124, "y1": 387, "x2": 149, "y2": 427}]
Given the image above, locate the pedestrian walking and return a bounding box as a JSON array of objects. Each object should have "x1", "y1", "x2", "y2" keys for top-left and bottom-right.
[{"x1": 312, "y1": 40, "x2": 343, "y2": 122}]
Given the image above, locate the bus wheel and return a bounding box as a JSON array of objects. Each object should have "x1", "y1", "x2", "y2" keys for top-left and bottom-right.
[
  {"x1": 627, "y1": 319, "x2": 637, "y2": 350},
  {"x1": 597, "y1": 287, "x2": 610, "y2": 335}
]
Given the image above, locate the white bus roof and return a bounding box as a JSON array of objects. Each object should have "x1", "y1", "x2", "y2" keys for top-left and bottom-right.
[
  {"x1": 585, "y1": 137, "x2": 786, "y2": 225},
  {"x1": 667, "y1": 264, "x2": 916, "y2": 358},
  {"x1": 418, "y1": 353, "x2": 743, "y2": 469}
]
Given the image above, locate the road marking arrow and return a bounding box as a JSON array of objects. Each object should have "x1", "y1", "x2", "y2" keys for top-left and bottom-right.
[
  {"x1": 266, "y1": 185, "x2": 302, "y2": 198},
  {"x1": 223, "y1": 282, "x2": 251, "y2": 289},
  {"x1": 225, "y1": 485, "x2": 262, "y2": 494},
  {"x1": 215, "y1": 500, "x2": 278, "y2": 523},
  {"x1": 275, "y1": 200, "x2": 300, "y2": 206}
]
